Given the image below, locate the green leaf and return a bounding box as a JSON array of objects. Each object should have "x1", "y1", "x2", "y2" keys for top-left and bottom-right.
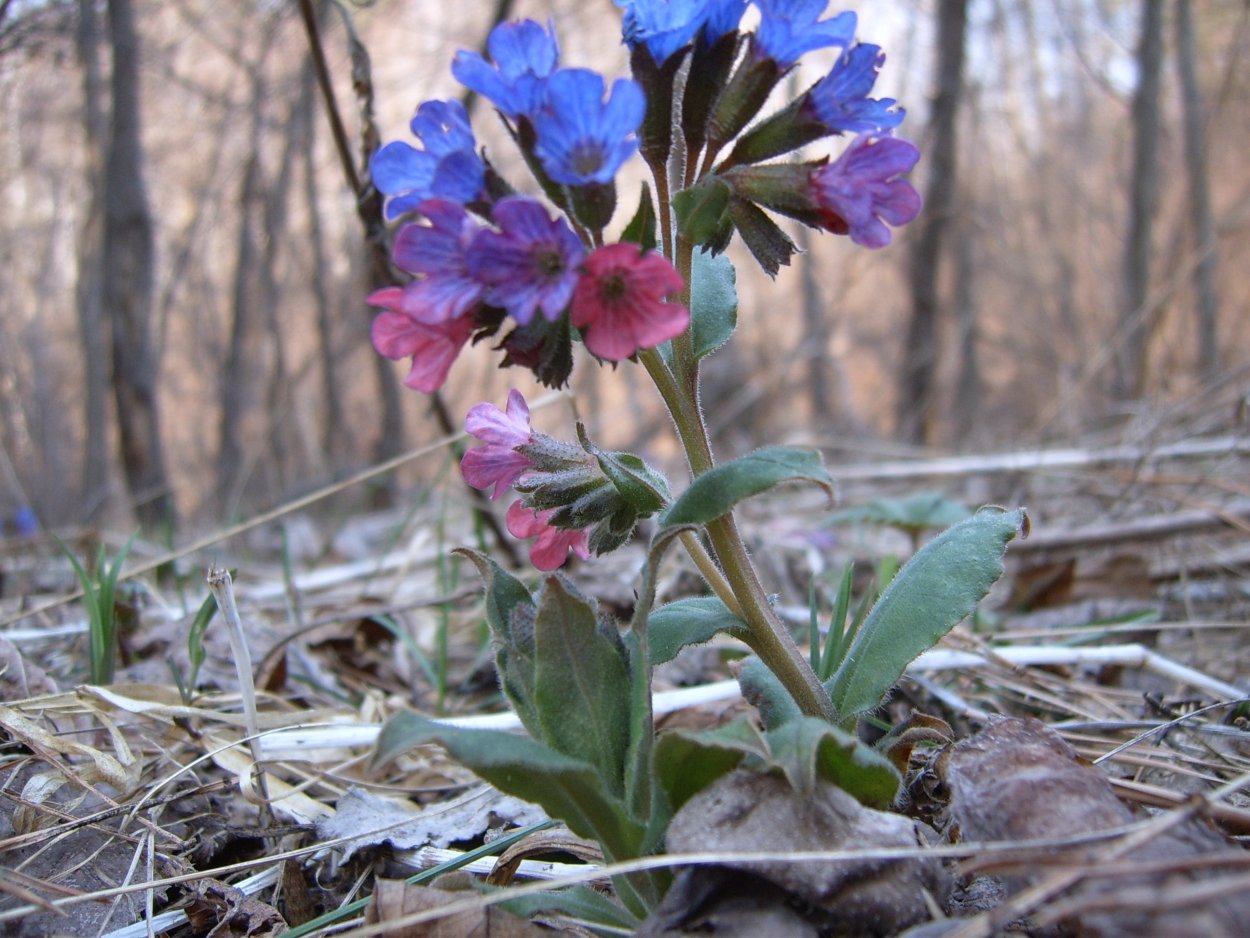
[
  {"x1": 673, "y1": 177, "x2": 731, "y2": 244},
  {"x1": 654, "y1": 717, "x2": 766, "y2": 812},
  {"x1": 577, "y1": 425, "x2": 670, "y2": 517},
  {"x1": 689, "y1": 248, "x2": 737, "y2": 360},
  {"x1": 765, "y1": 717, "x2": 901, "y2": 807},
  {"x1": 660, "y1": 446, "x2": 835, "y2": 528},
  {"x1": 737, "y1": 656, "x2": 801, "y2": 730},
  {"x1": 533, "y1": 577, "x2": 632, "y2": 796},
  {"x1": 454, "y1": 549, "x2": 541, "y2": 735},
  {"x1": 827, "y1": 492, "x2": 971, "y2": 535},
  {"x1": 453, "y1": 549, "x2": 534, "y2": 648},
  {"x1": 648, "y1": 596, "x2": 750, "y2": 666},
  {"x1": 826, "y1": 507, "x2": 1029, "y2": 719},
  {"x1": 620, "y1": 183, "x2": 658, "y2": 250},
  {"x1": 372, "y1": 713, "x2": 645, "y2": 862}
]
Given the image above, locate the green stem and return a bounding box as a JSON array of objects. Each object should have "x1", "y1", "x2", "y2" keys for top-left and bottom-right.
[{"x1": 637, "y1": 350, "x2": 835, "y2": 722}]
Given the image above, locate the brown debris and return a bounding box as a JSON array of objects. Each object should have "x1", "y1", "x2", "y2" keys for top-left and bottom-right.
[
  {"x1": 942, "y1": 717, "x2": 1250, "y2": 936},
  {"x1": 645, "y1": 769, "x2": 951, "y2": 936}
]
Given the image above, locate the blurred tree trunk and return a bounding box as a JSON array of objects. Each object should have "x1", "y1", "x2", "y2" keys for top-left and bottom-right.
[
  {"x1": 951, "y1": 203, "x2": 981, "y2": 443},
  {"x1": 1175, "y1": 0, "x2": 1220, "y2": 382},
  {"x1": 76, "y1": 0, "x2": 112, "y2": 520},
  {"x1": 259, "y1": 54, "x2": 306, "y2": 496},
  {"x1": 103, "y1": 0, "x2": 173, "y2": 529},
  {"x1": 218, "y1": 64, "x2": 267, "y2": 512},
  {"x1": 298, "y1": 54, "x2": 346, "y2": 469},
  {"x1": 1112, "y1": 0, "x2": 1164, "y2": 403},
  {"x1": 897, "y1": 0, "x2": 968, "y2": 445}
]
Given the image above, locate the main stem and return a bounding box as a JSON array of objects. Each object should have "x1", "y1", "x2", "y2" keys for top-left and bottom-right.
[{"x1": 638, "y1": 344, "x2": 835, "y2": 722}]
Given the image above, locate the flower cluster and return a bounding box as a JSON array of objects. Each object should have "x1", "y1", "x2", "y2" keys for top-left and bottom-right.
[
  {"x1": 371, "y1": 3, "x2": 924, "y2": 566},
  {"x1": 460, "y1": 389, "x2": 668, "y2": 569}
]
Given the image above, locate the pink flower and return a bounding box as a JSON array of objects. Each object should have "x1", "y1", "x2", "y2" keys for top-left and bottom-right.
[
  {"x1": 506, "y1": 500, "x2": 591, "y2": 571},
  {"x1": 369, "y1": 287, "x2": 474, "y2": 392},
  {"x1": 460, "y1": 390, "x2": 535, "y2": 499},
  {"x1": 809, "y1": 134, "x2": 921, "y2": 248},
  {"x1": 570, "y1": 243, "x2": 689, "y2": 361}
]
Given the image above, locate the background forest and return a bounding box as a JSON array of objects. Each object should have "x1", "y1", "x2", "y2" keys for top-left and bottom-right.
[{"x1": 0, "y1": 0, "x2": 1246, "y2": 535}]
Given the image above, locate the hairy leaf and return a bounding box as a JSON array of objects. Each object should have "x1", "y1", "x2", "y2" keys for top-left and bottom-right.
[
  {"x1": 826, "y1": 507, "x2": 1028, "y2": 719},
  {"x1": 660, "y1": 446, "x2": 834, "y2": 528},
  {"x1": 648, "y1": 596, "x2": 750, "y2": 666},
  {"x1": 372, "y1": 714, "x2": 645, "y2": 862},
  {"x1": 533, "y1": 577, "x2": 632, "y2": 796},
  {"x1": 765, "y1": 717, "x2": 901, "y2": 807}
]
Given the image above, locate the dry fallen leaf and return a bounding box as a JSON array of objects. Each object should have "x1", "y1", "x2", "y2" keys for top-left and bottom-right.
[
  {"x1": 645, "y1": 769, "x2": 950, "y2": 936},
  {"x1": 943, "y1": 717, "x2": 1250, "y2": 936},
  {"x1": 365, "y1": 878, "x2": 552, "y2": 937}
]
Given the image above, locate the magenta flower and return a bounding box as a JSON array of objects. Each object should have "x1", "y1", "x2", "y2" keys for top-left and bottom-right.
[
  {"x1": 461, "y1": 390, "x2": 535, "y2": 499},
  {"x1": 467, "y1": 198, "x2": 585, "y2": 325},
  {"x1": 369, "y1": 288, "x2": 475, "y2": 392},
  {"x1": 809, "y1": 134, "x2": 922, "y2": 248},
  {"x1": 570, "y1": 243, "x2": 689, "y2": 361},
  {"x1": 506, "y1": 500, "x2": 591, "y2": 571}
]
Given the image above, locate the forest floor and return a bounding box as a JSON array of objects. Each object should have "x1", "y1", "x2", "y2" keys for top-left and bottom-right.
[{"x1": 1, "y1": 406, "x2": 1248, "y2": 936}]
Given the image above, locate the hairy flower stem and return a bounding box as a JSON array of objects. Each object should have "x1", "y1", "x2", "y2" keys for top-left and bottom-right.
[{"x1": 638, "y1": 347, "x2": 835, "y2": 722}]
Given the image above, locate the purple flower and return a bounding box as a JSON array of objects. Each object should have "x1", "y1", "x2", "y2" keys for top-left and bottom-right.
[
  {"x1": 804, "y1": 44, "x2": 904, "y2": 135},
  {"x1": 390, "y1": 198, "x2": 485, "y2": 323},
  {"x1": 532, "y1": 69, "x2": 646, "y2": 186},
  {"x1": 370, "y1": 100, "x2": 485, "y2": 220},
  {"x1": 506, "y1": 500, "x2": 591, "y2": 571},
  {"x1": 571, "y1": 243, "x2": 689, "y2": 360},
  {"x1": 753, "y1": 0, "x2": 856, "y2": 68},
  {"x1": 809, "y1": 135, "x2": 922, "y2": 248},
  {"x1": 467, "y1": 198, "x2": 586, "y2": 325},
  {"x1": 366, "y1": 199, "x2": 485, "y2": 392},
  {"x1": 461, "y1": 390, "x2": 535, "y2": 499},
  {"x1": 452, "y1": 19, "x2": 560, "y2": 121}
]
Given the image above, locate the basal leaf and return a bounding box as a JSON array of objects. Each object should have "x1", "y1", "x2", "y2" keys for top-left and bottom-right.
[
  {"x1": 765, "y1": 717, "x2": 901, "y2": 807},
  {"x1": 660, "y1": 446, "x2": 834, "y2": 528},
  {"x1": 653, "y1": 717, "x2": 766, "y2": 813},
  {"x1": 737, "y1": 655, "x2": 801, "y2": 730},
  {"x1": 533, "y1": 577, "x2": 632, "y2": 797},
  {"x1": 648, "y1": 596, "x2": 750, "y2": 666},
  {"x1": 372, "y1": 713, "x2": 645, "y2": 862},
  {"x1": 826, "y1": 507, "x2": 1028, "y2": 719}
]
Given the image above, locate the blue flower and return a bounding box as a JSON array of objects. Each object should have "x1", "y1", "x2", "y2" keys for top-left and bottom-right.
[
  {"x1": 452, "y1": 19, "x2": 560, "y2": 120},
  {"x1": 467, "y1": 197, "x2": 586, "y2": 325},
  {"x1": 369, "y1": 100, "x2": 485, "y2": 220},
  {"x1": 700, "y1": 0, "x2": 748, "y2": 43},
  {"x1": 753, "y1": 0, "x2": 856, "y2": 68},
  {"x1": 805, "y1": 44, "x2": 904, "y2": 134},
  {"x1": 615, "y1": 0, "x2": 748, "y2": 64},
  {"x1": 532, "y1": 69, "x2": 646, "y2": 186}
]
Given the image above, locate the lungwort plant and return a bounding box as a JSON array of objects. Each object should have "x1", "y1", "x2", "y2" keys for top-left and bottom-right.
[{"x1": 370, "y1": 0, "x2": 1027, "y2": 923}]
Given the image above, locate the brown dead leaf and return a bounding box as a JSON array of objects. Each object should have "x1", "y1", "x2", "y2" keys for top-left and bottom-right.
[
  {"x1": 365, "y1": 878, "x2": 551, "y2": 937},
  {"x1": 185, "y1": 878, "x2": 286, "y2": 938},
  {"x1": 652, "y1": 769, "x2": 950, "y2": 936},
  {"x1": 943, "y1": 717, "x2": 1250, "y2": 936}
]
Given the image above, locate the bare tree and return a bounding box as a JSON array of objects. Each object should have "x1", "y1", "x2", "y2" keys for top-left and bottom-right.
[
  {"x1": 1112, "y1": 0, "x2": 1165, "y2": 403},
  {"x1": 1174, "y1": 0, "x2": 1220, "y2": 382},
  {"x1": 897, "y1": 0, "x2": 969, "y2": 444},
  {"x1": 103, "y1": 0, "x2": 173, "y2": 528},
  {"x1": 75, "y1": 0, "x2": 112, "y2": 520}
]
